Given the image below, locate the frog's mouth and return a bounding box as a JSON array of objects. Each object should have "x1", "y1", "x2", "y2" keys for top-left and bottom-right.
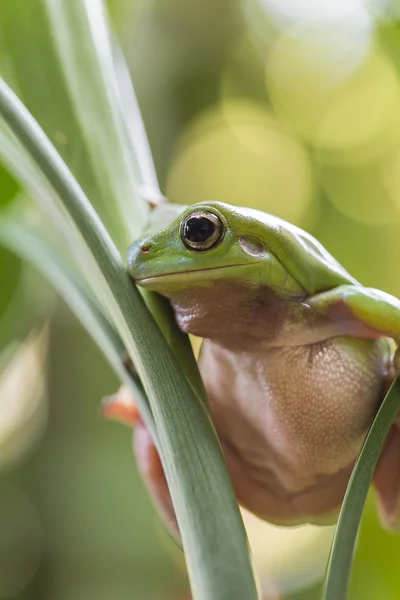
[{"x1": 134, "y1": 263, "x2": 255, "y2": 290}]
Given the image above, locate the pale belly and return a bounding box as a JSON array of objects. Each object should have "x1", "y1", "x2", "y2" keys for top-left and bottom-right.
[{"x1": 199, "y1": 336, "x2": 392, "y2": 524}]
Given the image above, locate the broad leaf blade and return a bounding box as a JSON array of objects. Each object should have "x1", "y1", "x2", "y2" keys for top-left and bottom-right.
[
  {"x1": 0, "y1": 126, "x2": 120, "y2": 317},
  {"x1": 0, "y1": 76, "x2": 260, "y2": 600},
  {"x1": 0, "y1": 210, "x2": 156, "y2": 441},
  {"x1": 0, "y1": 0, "x2": 157, "y2": 246},
  {"x1": 43, "y1": 0, "x2": 159, "y2": 243},
  {"x1": 0, "y1": 0, "x2": 206, "y2": 403}
]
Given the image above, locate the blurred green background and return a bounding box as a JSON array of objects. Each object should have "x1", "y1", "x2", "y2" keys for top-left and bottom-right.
[{"x1": 1, "y1": 1, "x2": 400, "y2": 599}]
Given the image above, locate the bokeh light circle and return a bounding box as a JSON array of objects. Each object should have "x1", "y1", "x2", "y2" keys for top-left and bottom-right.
[
  {"x1": 319, "y1": 159, "x2": 400, "y2": 226},
  {"x1": 267, "y1": 37, "x2": 400, "y2": 165},
  {"x1": 0, "y1": 331, "x2": 48, "y2": 472},
  {"x1": 166, "y1": 100, "x2": 314, "y2": 224},
  {"x1": 257, "y1": 0, "x2": 374, "y2": 33}
]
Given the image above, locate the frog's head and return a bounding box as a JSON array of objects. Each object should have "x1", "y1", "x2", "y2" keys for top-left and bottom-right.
[
  {"x1": 128, "y1": 201, "x2": 304, "y2": 300},
  {"x1": 128, "y1": 201, "x2": 312, "y2": 338},
  {"x1": 128, "y1": 201, "x2": 357, "y2": 337}
]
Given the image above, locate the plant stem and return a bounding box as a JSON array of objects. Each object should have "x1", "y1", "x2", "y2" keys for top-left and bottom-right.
[{"x1": 322, "y1": 377, "x2": 400, "y2": 600}]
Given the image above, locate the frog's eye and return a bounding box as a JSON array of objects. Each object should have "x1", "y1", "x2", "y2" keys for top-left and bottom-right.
[{"x1": 180, "y1": 210, "x2": 224, "y2": 251}]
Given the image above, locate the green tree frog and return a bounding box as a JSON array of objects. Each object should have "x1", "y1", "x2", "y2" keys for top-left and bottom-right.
[{"x1": 104, "y1": 201, "x2": 400, "y2": 534}]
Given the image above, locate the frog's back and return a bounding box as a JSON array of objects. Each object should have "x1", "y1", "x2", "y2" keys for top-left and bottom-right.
[
  {"x1": 199, "y1": 335, "x2": 391, "y2": 524},
  {"x1": 205, "y1": 202, "x2": 359, "y2": 295}
]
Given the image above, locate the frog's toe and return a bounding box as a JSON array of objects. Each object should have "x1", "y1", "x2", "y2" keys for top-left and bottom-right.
[
  {"x1": 373, "y1": 422, "x2": 400, "y2": 531},
  {"x1": 100, "y1": 386, "x2": 142, "y2": 427}
]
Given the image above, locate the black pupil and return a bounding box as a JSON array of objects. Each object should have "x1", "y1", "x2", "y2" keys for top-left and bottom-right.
[{"x1": 184, "y1": 216, "x2": 215, "y2": 243}]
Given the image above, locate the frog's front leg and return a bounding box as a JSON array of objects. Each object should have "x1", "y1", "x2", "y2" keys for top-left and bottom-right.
[
  {"x1": 309, "y1": 285, "x2": 400, "y2": 352},
  {"x1": 310, "y1": 284, "x2": 400, "y2": 528}
]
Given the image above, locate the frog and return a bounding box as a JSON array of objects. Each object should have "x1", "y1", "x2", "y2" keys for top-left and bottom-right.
[{"x1": 102, "y1": 200, "x2": 400, "y2": 535}]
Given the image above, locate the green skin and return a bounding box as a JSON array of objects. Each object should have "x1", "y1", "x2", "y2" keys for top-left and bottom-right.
[{"x1": 126, "y1": 201, "x2": 400, "y2": 531}]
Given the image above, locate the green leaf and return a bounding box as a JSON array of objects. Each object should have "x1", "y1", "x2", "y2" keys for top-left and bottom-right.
[
  {"x1": 0, "y1": 160, "x2": 20, "y2": 325},
  {"x1": 0, "y1": 128, "x2": 124, "y2": 324},
  {"x1": 0, "y1": 0, "x2": 161, "y2": 247},
  {"x1": 0, "y1": 0, "x2": 201, "y2": 395},
  {"x1": 0, "y1": 124, "x2": 207, "y2": 406},
  {"x1": 322, "y1": 377, "x2": 400, "y2": 600},
  {"x1": 0, "y1": 78, "x2": 260, "y2": 600},
  {"x1": 0, "y1": 210, "x2": 156, "y2": 442}
]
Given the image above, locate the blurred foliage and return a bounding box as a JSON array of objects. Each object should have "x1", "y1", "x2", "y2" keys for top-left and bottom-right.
[
  {"x1": 0, "y1": 165, "x2": 19, "y2": 323},
  {"x1": 2, "y1": 1, "x2": 400, "y2": 599}
]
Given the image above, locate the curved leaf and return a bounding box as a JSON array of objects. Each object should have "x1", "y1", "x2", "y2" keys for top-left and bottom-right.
[
  {"x1": 0, "y1": 0, "x2": 159, "y2": 246},
  {"x1": 0, "y1": 211, "x2": 156, "y2": 441},
  {"x1": 322, "y1": 378, "x2": 400, "y2": 600},
  {"x1": 0, "y1": 77, "x2": 260, "y2": 600}
]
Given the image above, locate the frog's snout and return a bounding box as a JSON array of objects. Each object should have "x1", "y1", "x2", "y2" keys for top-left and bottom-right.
[{"x1": 127, "y1": 238, "x2": 153, "y2": 281}]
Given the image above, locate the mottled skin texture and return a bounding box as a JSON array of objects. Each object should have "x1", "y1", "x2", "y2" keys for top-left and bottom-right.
[
  {"x1": 118, "y1": 201, "x2": 400, "y2": 532},
  {"x1": 199, "y1": 337, "x2": 387, "y2": 524}
]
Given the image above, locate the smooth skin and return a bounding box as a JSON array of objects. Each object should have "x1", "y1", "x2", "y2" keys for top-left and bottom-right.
[{"x1": 105, "y1": 201, "x2": 400, "y2": 535}]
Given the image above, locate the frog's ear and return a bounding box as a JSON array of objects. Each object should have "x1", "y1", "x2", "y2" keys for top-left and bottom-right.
[
  {"x1": 253, "y1": 207, "x2": 359, "y2": 295},
  {"x1": 270, "y1": 227, "x2": 359, "y2": 296},
  {"x1": 372, "y1": 422, "x2": 400, "y2": 531}
]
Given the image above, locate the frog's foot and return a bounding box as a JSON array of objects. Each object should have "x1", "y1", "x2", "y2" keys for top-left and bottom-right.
[
  {"x1": 373, "y1": 420, "x2": 400, "y2": 530},
  {"x1": 100, "y1": 386, "x2": 142, "y2": 426},
  {"x1": 101, "y1": 387, "x2": 179, "y2": 539}
]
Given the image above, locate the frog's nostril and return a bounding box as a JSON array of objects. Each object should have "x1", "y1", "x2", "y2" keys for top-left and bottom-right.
[{"x1": 141, "y1": 244, "x2": 151, "y2": 254}]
